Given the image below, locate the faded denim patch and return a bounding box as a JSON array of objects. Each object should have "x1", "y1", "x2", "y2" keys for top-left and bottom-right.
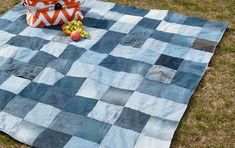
[
  {"x1": 146, "y1": 65, "x2": 176, "y2": 83},
  {"x1": 14, "y1": 64, "x2": 44, "y2": 80}
]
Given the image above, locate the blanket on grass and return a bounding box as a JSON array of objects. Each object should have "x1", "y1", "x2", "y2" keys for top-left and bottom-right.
[{"x1": 0, "y1": 0, "x2": 227, "y2": 148}]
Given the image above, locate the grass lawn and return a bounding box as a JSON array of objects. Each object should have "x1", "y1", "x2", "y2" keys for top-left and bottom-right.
[{"x1": 0, "y1": 0, "x2": 234, "y2": 147}]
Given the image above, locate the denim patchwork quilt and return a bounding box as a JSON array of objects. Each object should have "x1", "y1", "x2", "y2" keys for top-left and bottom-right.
[{"x1": 0, "y1": 0, "x2": 227, "y2": 148}]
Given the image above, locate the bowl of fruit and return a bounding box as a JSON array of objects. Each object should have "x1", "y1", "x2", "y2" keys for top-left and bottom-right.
[{"x1": 62, "y1": 20, "x2": 89, "y2": 41}]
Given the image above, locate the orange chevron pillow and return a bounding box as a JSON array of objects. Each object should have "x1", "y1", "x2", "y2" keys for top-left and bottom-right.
[{"x1": 24, "y1": 0, "x2": 83, "y2": 28}]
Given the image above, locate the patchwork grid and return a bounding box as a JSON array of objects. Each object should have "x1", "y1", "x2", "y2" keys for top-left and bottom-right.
[{"x1": 0, "y1": 0, "x2": 227, "y2": 148}]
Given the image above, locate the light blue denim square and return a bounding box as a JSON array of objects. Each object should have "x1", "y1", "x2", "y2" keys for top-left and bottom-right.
[
  {"x1": 19, "y1": 27, "x2": 60, "y2": 40},
  {"x1": 133, "y1": 48, "x2": 161, "y2": 65},
  {"x1": 0, "y1": 45, "x2": 37, "y2": 63},
  {"x1": 88, "y1": 101, "x2": 122, "y2": 124},
  {"x1": 185, "y1": 48, "x2": 213, "y2": 63},
  {"x1": 143, "y1": 117, "x2": 178, "y2": 141},
  {"x1": 110, "y1": 44, "x2": 139, "y2": 59},
  {"x1": 178, "y1": 25, "x2": 202, "y2": 37},
  {"x1": 89, "y1": 66, "x2": 118, "y2": 85},
  {"x1": 24, "y1": 103, "x2": 61, "y2": 127},
  {"x1": 0, "y1": 10, "x2": 24, "y2": 21},
  {"x1": 125, "y1": 92, "x2": 187, "y2": 121},
  {"x1": 162, "y1": 44, "x2": 190, "y2": 59},
  {"x1": 141, "y1": 38, "x2": 167, "y2": 53},
  {"x1": 12, "y1": 120, "x2": 45, "y2": 145},
  {"x1": 76, "y1": 78, "x2": 109, "y2": 99},
  {"x1": 64, "y1": 136, "x2": 99, "y2": 148},
  {"x1": 13, "y1": 48, "x2": 37, "y2": 63},
  {"x1": 103, "y1": 11, "x2": 124, "y2": 21},
  {"x1": 78, "y1": 50, "x2": 108, "y2": 65},
  {"x1": 0, "y1": 30, "x2": 15, "y2": 46},
  {"x1": 146, "y1": 65, "x2": 176, "y2": 83},
  {"x1": 0, "y1": 56, "x2": 7, "y2": 67},
  {"x1": 112, "y1": 72, "x2": 144, "y2": 90},
  {"x1": 198, "y1": 28, "x2": 224, "y2": 42},
  {"x1": 110, "y1": 22, "x2": 136, "y2": 34},
  {"x1": 101, "y1": 125, "x2": 139, "y2": 148},
  {"x1": 85, "y1": 27, "x2": 107, "y2": 40}
]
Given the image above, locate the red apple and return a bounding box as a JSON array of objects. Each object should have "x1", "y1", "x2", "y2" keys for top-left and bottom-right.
[{"x1": 71, "y1": 31, "x2": 81, "y2": 41}]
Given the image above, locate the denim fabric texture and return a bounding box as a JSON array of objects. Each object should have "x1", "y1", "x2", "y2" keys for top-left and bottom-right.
[{"x1": 0, "y1": 0, "x2": 227, "y2": 148}]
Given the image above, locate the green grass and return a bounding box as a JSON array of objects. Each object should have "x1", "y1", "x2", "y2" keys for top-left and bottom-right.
[{"x1": 0, "y1": 0, "x2": 235, "y2": 147}]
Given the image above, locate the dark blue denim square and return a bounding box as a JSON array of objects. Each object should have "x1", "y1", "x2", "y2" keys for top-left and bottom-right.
[
  {"x1": 120, "y1": 34, "x2": 147, "y2": 48},
  {"x1": 100, "y1": 55, "x2": 152, "y2": 76},
  {"x1": 0, "y1": 89, "x2": 15, "y2": 111},
  {"x1": 83, "y1": 17, "x2": 115, "y2": 30},
  {"x1": 129, "y1": 26, "x2": 155, "y2": 38},
  {"x1": 192, "y1": 38, "x2": 216, "y2": 53},
  {"x1": 15, "y1": 14, "x2": 27, "y2": 22},
  {"x1": 28, "y1": 51, "x2": 56, "y2": 67},
  {"x1": 137, "y1": 18, "x2": 161, "y2": 29},
  {"x1": 14, "y1": 64, "x2": 44, "y2": 80},
  {"x1": 44, "y1": 25, "x2": 62, "y2": 31},
  {"x1": 19, "y1": 82, "x2": 50, "y2": 101},
  {"x1": 80, "y1": 7, "x2": 91, "y2": 15},
  {"x1": 179, "y1": 60, "x2": 206, "y2": 76},
  {"x1": 3, "y1": 20, "x2": 28, "y2": 34},
  {"x1": 40, "y1": 88, "x2": 71, "y2": 109},
  {"x1": 0, "y1": 19, "x2": 12, "y2": 30},
  {"x1": 0, "y1": 58, "x2": 25, "y2": 74},
  {"x1": 101, "y1": 86, "x2": 133, "y2": 106},
  {"x1": 7, "y1": 35, "x2": 49, "y2": 51},
  {"x1": 183, "y1": 17, "x2": 207, "y2": 27},
  {"x1": 151, "y1": 30, "x2": 174, "y2": 43},
  {"x1": 0, "y1": 71, "x2": 10, "y2": 85},
  {"x1": 90, "y1": 31, "x2": 126, "y2": 53},
  {"x1": 59, "y1": 45, "x2": 86, "y2": 61},
  {"x1": 111, "y1": 5, "x2": 149, "y2": 16},
  {"x1": 49, "y1": 111, "x2": 85, "y2": 135},
  {"x1": 3, "y1": 96, "x2": 37, "y2": 118},
  {"x1": 137, "y1": 78, "x2": 167, "y2": 98},
  {"x1": 115, "y1": 107, "x2": 150, "y2": 133},
  {"x1": 54, "y1": 76, "x2": 86, "y2": 96},
  {"x1": 155, "y1": 54, "x2": 183, "y2": 70},
  {"x1": 137, "y1": 79, "x2": 192, "y2": 104},
  {"x1": 170, "y1": 34, "x2": 195, "y2": 47},
  {"x1": 164, "y1": 12, "x2": 187, "y2": 24},
  {"x1": 64, "y1": 96, "x2": 97, "y2": 115},
  {"x1": 171, "y1": 71, "x2": 201, "y2": 90},
  {"x1": 33, "y1": 129, "x2": 72, "y2": 148},
  {"x1": 75, "y1": 117, "x2": 111, "y2": 144},
  {"x1": 47, "y1": 59, "x2": 73, "y2": 75},
  {"x1": 163, "y1": 84, "x2": 193, "y2": 104}
]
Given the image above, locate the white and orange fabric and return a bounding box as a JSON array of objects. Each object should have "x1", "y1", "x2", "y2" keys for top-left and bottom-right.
[{"x1": 23, "y1": 0, "x2": 84, "y2": 27}]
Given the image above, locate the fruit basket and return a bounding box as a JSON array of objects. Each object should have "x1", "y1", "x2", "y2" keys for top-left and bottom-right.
[{"x1": 23, "y1": 0, "x2": 84, "y2": 27}]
